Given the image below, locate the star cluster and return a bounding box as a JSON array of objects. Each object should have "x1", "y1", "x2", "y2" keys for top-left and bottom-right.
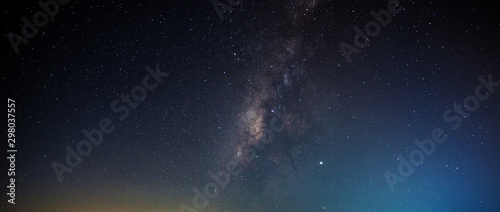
[{"x1": 1, "y1": 0, "x2": 500, "y2": 212}]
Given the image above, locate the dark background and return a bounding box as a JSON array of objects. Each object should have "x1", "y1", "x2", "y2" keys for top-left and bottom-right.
[{"x1": 1, "y1": 0, "x2": 500, "y2": 211}]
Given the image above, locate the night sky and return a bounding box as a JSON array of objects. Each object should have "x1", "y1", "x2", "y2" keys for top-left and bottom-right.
[{"x1": 1, "y1": 0, "x2": 500, "y2": 211}]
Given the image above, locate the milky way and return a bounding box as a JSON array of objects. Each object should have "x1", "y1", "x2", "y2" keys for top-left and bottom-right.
[
  {"x1": 228, "y1": 0, "x2": 322, "y2": 172},
  {"x1": 2, "y1": 0, "x2": 500, "y2": 211}
]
